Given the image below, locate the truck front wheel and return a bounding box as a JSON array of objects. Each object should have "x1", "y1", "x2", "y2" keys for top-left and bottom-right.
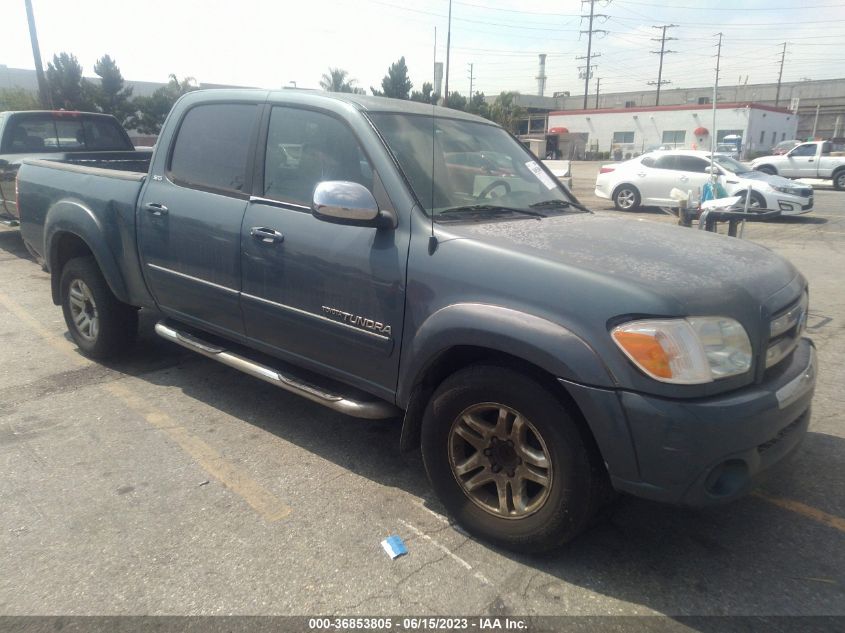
[
  {"x1": 756, "y1": 165, "x2": 777, "y2": 175},
  {"x1": 834, "y1": 170, "x2": 845, "y2": 191},
  {"x1": 420, "y1": 365, "x2": 607, "y2": 553},
  {"x1": 60, "y1": 257, "x2": 138, "y2": 359}
]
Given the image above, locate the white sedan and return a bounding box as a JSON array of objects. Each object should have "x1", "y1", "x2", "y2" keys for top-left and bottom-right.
[{"x1": 595, "y1": 150, "x2": 813, "y2": 215}]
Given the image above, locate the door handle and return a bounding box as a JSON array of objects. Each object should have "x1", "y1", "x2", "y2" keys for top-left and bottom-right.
[
  {"x1": 679, "y1": 176, "x2": 689, "y2": 182},
  {"x1": 636, "y1": 172, "x2": 646, "y2": 177},
  {"x1": 250, "y1": 227, "x2": 284, "y2": 244},
  {"x1": 144, "y1": 203, "x2": 168, "y2": 216},
  {"x1": 808, "y1": 159, "x2": 814, "y2": 162}
]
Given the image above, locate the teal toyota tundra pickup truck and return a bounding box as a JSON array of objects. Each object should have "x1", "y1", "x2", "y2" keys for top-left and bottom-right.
[{"x1": 15, "y1": 89, "x2": 817, "y2": 552}]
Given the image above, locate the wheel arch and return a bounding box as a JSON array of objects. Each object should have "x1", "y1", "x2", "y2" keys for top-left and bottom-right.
[
  {"x1": 397, "y1": 304, "x2": 617, "y2": 458},
  {"x1": 48, "y1": 227, "x2": 128, "y2": 307}
]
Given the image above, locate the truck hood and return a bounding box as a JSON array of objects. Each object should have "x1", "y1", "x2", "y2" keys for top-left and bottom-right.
[{"x1": 448, "y1": 213, "x2": 799, "y2": 311}]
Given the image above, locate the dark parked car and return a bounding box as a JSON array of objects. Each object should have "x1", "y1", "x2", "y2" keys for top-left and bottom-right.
[{"x1": 16, "y1": 89, "x2": 816, "y2": 552}]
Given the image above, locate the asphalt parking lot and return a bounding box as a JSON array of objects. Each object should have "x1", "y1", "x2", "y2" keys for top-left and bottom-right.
[{"x1": 0, "y1": 162, "x2": 843, "y2": 623}]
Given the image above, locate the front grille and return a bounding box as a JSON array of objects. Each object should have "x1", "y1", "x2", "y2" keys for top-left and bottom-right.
[{"x1": 765, "y1": 293, "x2": 808, "y2": 370}]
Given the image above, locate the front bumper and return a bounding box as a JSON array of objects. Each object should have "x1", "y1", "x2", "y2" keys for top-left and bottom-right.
[
  {"x1": 770, "y1": 192, "x2": 813, "y2": 215},
  {"x1": 561, "y1": 338, "x2": 816, "y2": 506}
]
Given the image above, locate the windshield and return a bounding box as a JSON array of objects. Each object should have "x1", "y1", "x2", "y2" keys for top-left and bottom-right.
[
  {"x1": 368, "y1": 113, "x2": 577, "y2": 218},
  {"x1": 712, "y1": 154, "x2": 750, "y2": 174}
]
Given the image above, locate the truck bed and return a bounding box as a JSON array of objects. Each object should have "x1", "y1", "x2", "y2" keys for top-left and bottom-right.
[
  {"x1": 17, "y1": 158, "x2": 154, "y2": 309},
  {"x1": 0, "y1": 150, "x2": 152, "y2": 222}
]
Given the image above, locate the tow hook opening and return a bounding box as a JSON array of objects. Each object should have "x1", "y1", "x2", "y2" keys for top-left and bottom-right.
[{"x1": 704, "y1": 459, "x2": 749, "y2": 497}]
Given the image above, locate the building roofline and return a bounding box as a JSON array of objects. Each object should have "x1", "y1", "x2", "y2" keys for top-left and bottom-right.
[{"x1": 549, "y1": 102, "x2": 793, "y2": 116}]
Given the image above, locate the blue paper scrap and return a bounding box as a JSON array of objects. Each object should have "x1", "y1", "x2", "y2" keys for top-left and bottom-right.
[{"x1": 381, "y1": 534, "x2": 408, "y2": 559}]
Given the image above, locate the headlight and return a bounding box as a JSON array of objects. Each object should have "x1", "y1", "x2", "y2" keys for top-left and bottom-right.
[
  {"x1": 771, "y1": 185, "x2": 796, "y2": 194},
  {"x1": 611, "y1": 317, "x2": 752, "y2": 384}
]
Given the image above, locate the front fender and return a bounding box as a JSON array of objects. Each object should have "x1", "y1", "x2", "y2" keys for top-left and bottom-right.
[
  {"x1": 45, "y1": 200, "x2": 129, "y2": 305},
  {"x1": 397, "y1": 302, "x2": 616, "y2": 406}
]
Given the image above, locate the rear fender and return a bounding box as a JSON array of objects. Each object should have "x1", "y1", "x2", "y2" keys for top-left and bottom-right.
[{"x1": 45, "y1": 200, "x2": 129, "y2": 305}]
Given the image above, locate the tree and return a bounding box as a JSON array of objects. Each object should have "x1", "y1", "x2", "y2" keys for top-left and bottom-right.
[
  {"x1": 46, "y1": 52, "x2": 95, "y2": 110},
  {"x1": 92, "y1": 55, "x2": 134, "y2": 126},
  {"x1": 128, "y1": 74, "x2": 197, "y2": 135},
  {"x1": 0, "y1": 88, "x2": 40, "y2": 111},
  {"x1": 490, "y1": 91, "x2": 525, "y2": 134},
  {"x1": 371, "y1": 57, "x2": 412, "y2": 99},
  {"x1": 319, "y1": 68, "x2": 361, "y2": 93},
  {"x1": 445, "y1": 91, "x2": 467, "y2": 111},
  {"x1": 410, "y1": 81, "x2": 438, "y2": 104},
  {"x1": 467, "y1": 91, "x2": 490, "y2": 119}
]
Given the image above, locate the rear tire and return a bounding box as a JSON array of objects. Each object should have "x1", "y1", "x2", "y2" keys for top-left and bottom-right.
[
  {"x1": 613, "y1": 185, "x2": 641, "y2": 211},
  {"x1": 420, "y1": 365, "x2": 608, "y2": 553},
  {"x1": 60, "y1": 257, "x2": 137, "y2": 359}
]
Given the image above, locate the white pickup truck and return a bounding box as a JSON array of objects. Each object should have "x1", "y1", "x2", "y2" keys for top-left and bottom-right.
[{"x1": 750, "y1": 141, "x2": 845, "y2": 191}]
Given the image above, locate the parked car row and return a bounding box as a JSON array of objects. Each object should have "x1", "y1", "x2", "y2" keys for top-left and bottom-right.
[{"x1": 595, "y1": 149, "x2": 814, "y2": 214}]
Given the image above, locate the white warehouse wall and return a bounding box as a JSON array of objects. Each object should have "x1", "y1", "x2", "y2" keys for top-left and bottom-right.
[{"x1": 547, "y1": 104, "x2": 798, "y2": 159}]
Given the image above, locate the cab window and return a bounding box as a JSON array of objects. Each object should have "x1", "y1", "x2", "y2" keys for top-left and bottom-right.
[
  {"x1": 168, "y1": 103, "x2": 258, "y2": 195},
  {"x1": 790, "y1": 144, "x2": 817, "y2": 157},
  {"x1": 262, "y1": 107, "x2": 373, "y2": 207}
]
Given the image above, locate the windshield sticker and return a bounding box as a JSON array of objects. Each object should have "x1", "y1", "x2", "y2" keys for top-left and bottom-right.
[{"x1": 525, "y1": 161, "x2": 557, "y2": 190}]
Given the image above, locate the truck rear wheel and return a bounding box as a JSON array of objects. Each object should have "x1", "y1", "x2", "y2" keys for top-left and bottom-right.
[
  {"x1": 60, "y1": 257, "x2": 137, "y2": 359},
  {"x1": 420, "y1": 365, "x2": 606, "y2": 553}
]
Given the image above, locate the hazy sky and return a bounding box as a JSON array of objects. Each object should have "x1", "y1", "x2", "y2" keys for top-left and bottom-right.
[{"x1": 4, "y1": 0, "x2": 845, "y2": 98}]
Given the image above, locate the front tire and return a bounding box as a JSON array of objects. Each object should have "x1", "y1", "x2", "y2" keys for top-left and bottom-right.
[
  {"x1": 834, "y1": 170, "x2": 845, "y2": 191},
  {"x1": 756, "y1": 165, "x2": 777, "y2": 175},
  {"x1": 736, "y1": 190, "x2": 767, "y2": 211},
  {"x1": 613, "y1": 185, "x2": 641, "y2": 211},
  {"x1": 420, "y1": 365, "x2": 607, "y2": 553},
  {"x1": 60, "y1": 257, "x2": 138, "y2": 359}
]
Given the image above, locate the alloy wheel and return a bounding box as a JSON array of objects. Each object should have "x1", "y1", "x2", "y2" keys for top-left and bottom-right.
[
  {"x1": 68, "y1": 279, "x2": 99, "y2": 341},
  {"x1": 448, "y1": 403, "x2": 553, "y2": 519}
]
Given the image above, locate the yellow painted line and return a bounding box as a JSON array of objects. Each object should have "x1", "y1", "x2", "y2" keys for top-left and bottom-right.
[
  {"x1": 0, "y1": 291, "x2": 88, "y2": 365},
  {"x1": 0, "y1": 289, "x2": 291, "y2": 523},
  {"x1": 753, "y1": 491, "x2": 845, "y2": 534},
  {"x1": 105, "y1": 382, "x2": 291, "y2": 522}
]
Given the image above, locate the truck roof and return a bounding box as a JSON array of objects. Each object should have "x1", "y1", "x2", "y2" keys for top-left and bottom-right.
[
  {"x1": 0, "y1": 110, "x2": 120, "y2": 118},
  {"x1": 175, "y1": 88, "x2": 495, "y2": 125}
]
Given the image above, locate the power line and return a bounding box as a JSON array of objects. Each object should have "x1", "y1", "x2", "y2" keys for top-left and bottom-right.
[{"x1": 647, "y1": 24, "x2": 677, "y2": 105}]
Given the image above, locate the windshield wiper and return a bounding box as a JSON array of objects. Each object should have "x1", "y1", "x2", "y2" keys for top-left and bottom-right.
[
  {"x1": 529, "y1": 199, "x2": 591, "y2": 213},
  {"x1": 437, "y1": 204, "x2": 545, "y2": 219}
]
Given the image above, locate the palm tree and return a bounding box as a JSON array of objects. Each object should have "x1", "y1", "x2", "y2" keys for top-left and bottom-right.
[{"x1": 319, "y1": 68, "x2": 359, "y2": 93}]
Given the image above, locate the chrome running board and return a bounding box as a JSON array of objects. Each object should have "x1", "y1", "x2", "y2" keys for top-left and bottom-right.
[{"x1": 154, "y1": 321, "x2": 399, "y2": 420}]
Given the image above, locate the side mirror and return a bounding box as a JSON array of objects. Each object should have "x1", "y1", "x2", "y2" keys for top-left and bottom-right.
[{"x1": 312, "y1": 181, "x2": 381, "y2": 227}]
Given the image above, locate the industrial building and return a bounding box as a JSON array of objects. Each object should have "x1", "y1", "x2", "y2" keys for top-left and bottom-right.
[{"x1": 543, "y1": 103, "x2": 798, "y2": 160}]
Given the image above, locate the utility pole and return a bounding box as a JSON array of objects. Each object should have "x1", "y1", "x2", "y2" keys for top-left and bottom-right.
[
  {"x1": 709, "y1": 32, "x2": 723, "y2": 181},
  {"x1": 24, "y1": 0, "x2": 52, "y2": 109},
  {"x1": 444, "y1": 0, "x2": 452, "y2": 102},
  {"x1": 595, "y1": 77, "x2": 601, "y2": 109},
  {"x1": 577, "y1": 0, "x2": 609, "y2": 110},
  {"x1": 467, "y1": 63, "x2": 474, "y2": 97},
  {"x1": 648, "y1": 24, "x2": 677, "y2": 106},
  {"x1": 775, "y1": 42, "x2": 787, "y2": 107}
]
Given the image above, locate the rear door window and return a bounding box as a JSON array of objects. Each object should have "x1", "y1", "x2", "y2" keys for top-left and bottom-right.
[
  {"x1": 168, "y1": 103, "x2": 258, "y2": 195},
  {"x1": 652, "y1": 155, "x2": 679, "y2": 170},
  {"x1": 676, "y1": 156, "x2": 710, "y2": 173}
]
